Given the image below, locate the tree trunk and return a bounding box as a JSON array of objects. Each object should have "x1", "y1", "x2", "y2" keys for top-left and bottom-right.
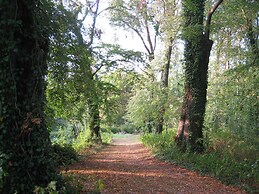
[
  {"x1": 89, "y1": 99, "x2": 102, "y2": 142},
  {"x1": 175, "y1": 0, "x2": 222, "y2": 152},
  {"x1": 70, "y1": 0, "x2": 102, "y2": 143},
  {"x1": 0, "y1": 0, "x2": 57, "y2": 192},
  {"x1": 175, "y1": 37, "x2": 213, "y2": 152},
  {"x1": 246, "y1": 18, "x2": 259, "y2": 66},
  {"x1": 156, "y1": 38, "x2": 173, "y2": 134}
]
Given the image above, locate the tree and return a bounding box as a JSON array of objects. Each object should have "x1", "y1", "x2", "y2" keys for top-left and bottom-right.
[
  {"x1": 109, "y1": 0, "x2": 181, "y2": 133},
  {"x1": 47, "y1": 1, "x2": 145, "y2": 141},
  {"x1": 204, "y1": 0, "x2": 259, "y2": 149},
  {"x1": 175, "y1": 0, "x2": 223, "y2": 152},
  {"x1": 0, "y1": 0, "x2": 58, "y2": 192},
  {"x1": 154, "y1": 0, "x2": 181, "y2": 133},
  {"x1": 47, "y1": 0, "x2": 103, "y2": 142},
  {"x1": 94, "y1": 44, "x2": 145, "y2": 127},
  {"x1": 110, "y1": 0, "x2": 158, "y2": 61}
]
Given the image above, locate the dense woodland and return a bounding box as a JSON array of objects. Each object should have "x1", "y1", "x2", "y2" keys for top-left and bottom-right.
[{"x1": 0, "y1": 0, "x2": 258, "y2": 193}]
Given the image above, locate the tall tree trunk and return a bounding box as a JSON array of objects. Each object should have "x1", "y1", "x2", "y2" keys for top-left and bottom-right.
[
  {"x1": 175, "y1": 0, "x2": 223, "y2": 152},
  {"x1": 87, "y1": 0, "x2": 102, "y2": 141},
  {"x1": 156, "y1": 37, "x2": 173, "y2": 134},
  {"x1": 0, "y1": 0, "x2": 57, "y2": 192}
]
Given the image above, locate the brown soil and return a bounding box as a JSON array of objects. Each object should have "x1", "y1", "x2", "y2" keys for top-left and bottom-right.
[{"x1": 66, "y1": 134, "x2": 246, "y2": 194}]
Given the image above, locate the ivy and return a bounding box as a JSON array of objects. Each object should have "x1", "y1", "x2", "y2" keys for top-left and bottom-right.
[{"x1": 0, "y1": 0, "x2": 60, "y2": 193}]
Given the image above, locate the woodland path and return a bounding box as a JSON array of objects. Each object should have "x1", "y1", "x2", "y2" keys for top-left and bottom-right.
[{"x1": 67, "y1": 134, "x2": 245, "y2": 194}]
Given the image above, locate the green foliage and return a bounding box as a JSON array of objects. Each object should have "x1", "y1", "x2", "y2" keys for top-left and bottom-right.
[
  {"x1": 62, "y1": 173, "x2": 105, "y2": 194},
  {"x1": 34, "y1": 181, "x2": 63, "y2": 194},
  {"x1": 109, "y1": 0, "x2": 144, "y2": 31},
  {"x1": 109, "y1": 126, "x2": 121, "y2": 134},
  {"x1": 52, "y1": 144, "x2": 78, "y2": 167},
  {"x1": 109, "y1": 123, "x2": 137, "y2": 134},
  {"x1": 126, "y1": 88, "x2": 156, "y2": 129},
  {"x1": 206, "y1": 66, "x2": 259, "y2": 145},
  {"x1": 65, "y1": 127, "x2": 112, "y2": 152},
  {"x1": 101, "y1": 69, "x2": 141, "y2": 127},
  {"x1": 141, "y1": 130, "x2": 176, "y2": 150},
  {"x1": 100, "y1": 128, "x2": 113, "y2": 144},
  {"x1": 142, "y1": 131, "x2": 259, "y2": 193},
  {"x1": 208, "y1": 0, "x2": 259, "y2": 67},
  {"x1": 71, "y1": 129, "x2": 92, "y2": 151},
  {"x1": 33, "y1": 179, "x2": 81, "y2": 194},
  {"x1": 126, "y1": 73, "x2": 183, "y2": 133},
  {"x1": 46, "y1": 1, "x2": 147, "y2": 143},
  {"x1": 90, "y1": 179, "x2": 105, "y2": 194},
  {"x1": 49, "y1": 119, "x2": 80, "y2": 145}
]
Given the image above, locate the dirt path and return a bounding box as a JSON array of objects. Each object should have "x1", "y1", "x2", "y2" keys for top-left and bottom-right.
[{"x1": 67, "y1": 134, "x2": 245, "y2": 193}]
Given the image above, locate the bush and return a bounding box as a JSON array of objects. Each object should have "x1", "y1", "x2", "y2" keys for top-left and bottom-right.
[
  {"x1": 101, "y1": 132, "x2": 113, "y2": 144},
  {"x1": 109, "y1": 126, "x2": 120, "y2": 134},
  {"x1": 52, "y1": 144, "x2": 78, "y2": 167},
  {"x1": 120, "y1": 124, "x2": 137, "y2": 134},
  {"x1": 72, "y1": 129, "x2": 92, "y2": 151}
]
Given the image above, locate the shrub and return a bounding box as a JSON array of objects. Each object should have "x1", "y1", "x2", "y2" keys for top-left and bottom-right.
[
  {"x1": 120, "y1": 124, "x2": 137, "y2": 134},
  {"x1": 109, "y1": 126, "x2": 120, "y2": 134},
  {"x1": 72, "y1": 129, "x2": 92, "y2": 151},
  {"x1": 52, "y1": 144, "x2": 78, "y2": 167}
]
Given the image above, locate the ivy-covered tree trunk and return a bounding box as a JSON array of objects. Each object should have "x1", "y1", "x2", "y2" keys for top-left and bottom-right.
[
  {"x1": 175, "y1": 0, "x2": 223, "y2": 152},
  {"x1": 89, "y1": 101, "x2": 101, "y2": 142},
  {"x1": 83, "y1": 0, "x2": 102, "y2": 142},
  {"x1": 0, "y1": 0, "x2": 57, "y2": 193}
]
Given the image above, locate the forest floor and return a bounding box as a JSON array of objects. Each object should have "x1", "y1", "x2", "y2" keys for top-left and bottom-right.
[{"x1": 65, "y1": 134, "x2": 246, "y2": 193}]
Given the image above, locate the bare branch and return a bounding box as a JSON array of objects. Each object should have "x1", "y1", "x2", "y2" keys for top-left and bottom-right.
[{"x1": 121, "y1": 20, "x2": 152, "y2": 56}]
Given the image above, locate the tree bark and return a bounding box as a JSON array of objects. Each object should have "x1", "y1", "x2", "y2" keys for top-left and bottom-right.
[
  {"x1": 0, "y1": 0, "x2": 57, "y2": 192},
  {"x1": 175, "y1": 0, "x2": 222, "y2": 152}
]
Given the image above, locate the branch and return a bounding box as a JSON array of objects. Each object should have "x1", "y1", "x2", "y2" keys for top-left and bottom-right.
[
  {"x1": 121, "y1": 20, "x2": 152, "y2": 56},
  {"x1": 78, "y1": 7, "x2": 89, "y2": 28},
  {"x1": 205, "y1": 0, "x2": 223, "y2": 40},
  {"x1": 89, "y1": 0, "x2": 100, "y2": 48},
  {"x1": 132, "y1": 27, "x2": 152, "y2": 56},
  {"x1": 97, "y1": 6, "x2": 117, "y2": 16},
  {"x1": 92, "y1": 63, "x2": 104, "y2": 77},
  {"x1": 144, "y1": 18, "x2": 154, "y2": 54}
]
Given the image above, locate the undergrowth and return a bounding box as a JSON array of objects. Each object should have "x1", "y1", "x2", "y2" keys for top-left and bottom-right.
[
  {"x1": 141, "y1": 131, "x2": 259, "y2": 193},
  {"x1": 52, "y1": 144, "x2": 78, "y2": 167},
  {"x1": 47, "y1": 129, "x2": 111, "y2": 193}
]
